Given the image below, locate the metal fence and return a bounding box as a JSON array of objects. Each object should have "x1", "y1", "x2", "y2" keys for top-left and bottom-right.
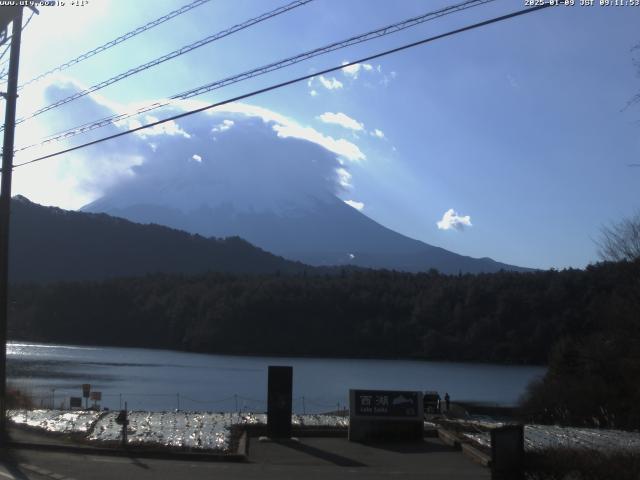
[{"x1": 17, "y1": 391, "x2": 348, "y2": 415}]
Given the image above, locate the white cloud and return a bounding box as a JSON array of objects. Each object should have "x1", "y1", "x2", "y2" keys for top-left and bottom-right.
[
  {"x1": 212, "y1": 119, "x2": 234, "y2": 133},
  {"x1": 132, "y1": 115, "x2": 191, "y2": 139},
  {"x1": 341, "y1": 61, "x2": 374, "y2": 79},
  {"x1": 15, "y1": 78, "x2": 369, "y2": 208},
  {"x1": 190, "y1": 101, "x2": 366, "y2": 162},
  {"x1": 340, "y1": 61, "x2": 396, "y2": 88},
  {"x1": 86, "y1": 112, "x2": 357, "y2": 211},
  {"x1": 318, "y1": 112, "x2": 364, "y2": 131},
  {"x1": 437, "y1": 209, "x2": 472, "y2": 231},
  {"x1": 341, "y1": 62, "x2": 360, "y2": 76},
  {"x1": 336, "y1": 168, "x2": 353, "y2": 188},
  {"x1": 377, "y1": 66, "x2": 397, "y2": 87},
  {"x1": 306, "y1": 77, "x2": 318, "y2": 96},
  {"x1": 344, "y1": 199, "x2": 364, "y2": 211},
  {"x1": 273, "y1": 124, "x2": 365, "y2": 163},
  {"x1": 371, "y1": 129, "x2": 385, "y2": 139},
  {"x1": 318, "y1": 75, "x2": 343, "y2": 90}
]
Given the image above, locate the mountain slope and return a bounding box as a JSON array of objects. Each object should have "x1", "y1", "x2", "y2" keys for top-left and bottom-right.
[
  {"x1": 84, "y1": 193, "x2": 530, "y2": 274},
  {"x1": 76, "y1": 111, "x2": 530, "y2": 274},
  {"x1": 8, "y1": 196, "x2": 307, "y2": 283}
]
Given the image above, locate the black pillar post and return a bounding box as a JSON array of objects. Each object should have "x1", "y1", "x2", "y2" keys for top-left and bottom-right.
[
  {"x1": 0, "y1": 6, "x2": 23, "y2": 439},
  {"x1": 267, "y1": 365, "x2": 292, "y2": 439}
]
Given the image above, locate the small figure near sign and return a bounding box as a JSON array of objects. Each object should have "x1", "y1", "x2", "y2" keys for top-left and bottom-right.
[
  {"x1": 81, "y1": 384, "x2": 91, "y2": 409},
  {"x1": 115, "y1": 403, "x2": 129, "y2": 448},
  {"x1": 423, "y1": 391, "x2": 441, "y2": 414}
]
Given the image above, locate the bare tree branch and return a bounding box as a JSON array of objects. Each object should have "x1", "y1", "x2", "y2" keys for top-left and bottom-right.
[{"x1": 597, "y1": 211, "x2": 640, "y2": 262}]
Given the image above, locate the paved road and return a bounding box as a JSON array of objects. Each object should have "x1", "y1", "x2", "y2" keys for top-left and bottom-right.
[{"x1": 0, "y1": 437, "x2": 489, "y2": 480}]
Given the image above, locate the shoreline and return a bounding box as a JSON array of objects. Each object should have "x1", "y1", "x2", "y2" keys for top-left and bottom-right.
[{"x1": 6, "y1": 339, "x2": 548, "y2": 368}]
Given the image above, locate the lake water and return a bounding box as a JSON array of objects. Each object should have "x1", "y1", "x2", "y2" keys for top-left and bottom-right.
[{"x1": 7, "y1": 342, "x2": 545, "y2": 412}]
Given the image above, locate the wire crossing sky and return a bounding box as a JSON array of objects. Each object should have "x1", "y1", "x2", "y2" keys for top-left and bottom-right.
[
  {"x1": 0, "y1": 10, "x2": 36, "y2": 80},
  {"x1": 5, "y1": 0, "x2": 212, "y2": 89},
  {"x1": 8, "y1": 0, "x2": 313, "y2": 129},
  {"x1": 13, "y1": 0, "x2": 494, "y2": 154},
  {"x1": 5, "y1": 0, "x2": 640, "y2": 270},
  {"x1": 12, "y1": 2, "x2": 551, "y2": 169}
]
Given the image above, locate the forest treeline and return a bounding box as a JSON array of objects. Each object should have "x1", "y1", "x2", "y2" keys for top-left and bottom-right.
[
  {"x1": 521, "y1": 260, "x2": 640, "y2": 429},
  {"x1": 7, "y1": 260, "x2": 639, "y2": 367}
]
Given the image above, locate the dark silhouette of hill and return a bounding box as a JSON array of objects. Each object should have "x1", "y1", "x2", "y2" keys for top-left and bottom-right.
[{"x1": 8, "y1": 195, "x2": 308, "y2": 283}]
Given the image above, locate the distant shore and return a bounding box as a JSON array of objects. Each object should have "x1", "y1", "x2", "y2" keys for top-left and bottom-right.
[{"x1": 6, "y1": 339, "x2": 547, "y2": 367}]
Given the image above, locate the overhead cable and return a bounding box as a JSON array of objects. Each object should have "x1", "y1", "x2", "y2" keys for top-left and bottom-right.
[
  {"x1": 10, "y1": 0, "x2": 313, "y2": 127},
  {"x1": 10, "y1": 2, "x2": 554, "y2": 171},
  {"x1": 13, "y1": 0, "x2": 213, "y2": 90},
  {"x1": 14, "y1": 0, "x2": 494, "y2": 153},
  {"x1": 0, "y1": 11, "x2": 34, "y2": 80}
]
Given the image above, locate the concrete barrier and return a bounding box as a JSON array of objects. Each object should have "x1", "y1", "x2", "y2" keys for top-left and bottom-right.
[
  {"x1": 437, "y1": 428, "x2": 461, "y2": 449},
  {"x1": 461, "y1": 442, "x2": 491, "y2": 467}
]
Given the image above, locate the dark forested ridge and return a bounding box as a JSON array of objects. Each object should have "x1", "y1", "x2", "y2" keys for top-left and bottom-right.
[
  {"x1": 8, "y1": 195, "x2": 309, "y2": 282},
  {"x1": 8, "y1": 260, "x2": 639, "y2": 367}
]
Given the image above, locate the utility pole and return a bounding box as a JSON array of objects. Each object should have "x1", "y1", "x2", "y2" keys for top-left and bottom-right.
[{"x1": 0, "y1": 6, "x2": 24, "y2": 439}]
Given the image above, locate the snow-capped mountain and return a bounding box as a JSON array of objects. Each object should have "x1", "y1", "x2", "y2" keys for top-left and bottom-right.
[
  {"x1": 79, "y1": 110, "x2": 529, "y2": 273},
  {"x1": 83, "y1": 191, "x2": 528, "y2": 274}
]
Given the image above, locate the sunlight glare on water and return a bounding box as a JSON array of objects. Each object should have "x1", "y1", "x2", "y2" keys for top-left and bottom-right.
[{"x1": 7, "y1": 341, "x2": 545, "y2": 412}]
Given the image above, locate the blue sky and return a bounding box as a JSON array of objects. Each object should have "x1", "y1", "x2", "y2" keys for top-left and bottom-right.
[{"x1": 3, "y1": 0, "x2": 640, "y2": 270}]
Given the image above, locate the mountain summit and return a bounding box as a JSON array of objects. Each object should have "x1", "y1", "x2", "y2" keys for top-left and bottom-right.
[
  {"x1": 80, "y1": 111, "x2": 528, "y2": 274},
  {"x1": 84, "y1": 192, "x2": 528, "y2": 274}
]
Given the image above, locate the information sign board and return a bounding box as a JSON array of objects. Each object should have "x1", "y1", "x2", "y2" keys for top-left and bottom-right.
[
  {"x1": 352, "y1": 390, "x2": 420, "y2": 418},
  {"x1": 349, "y1": 389, "x2": 423, "y2": 442}
]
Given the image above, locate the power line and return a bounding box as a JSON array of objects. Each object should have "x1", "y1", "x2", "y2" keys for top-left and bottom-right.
[
  {"x1": 175, "y1": 0, "x2": 493, "y2": 100},
  {"x1": 9, "y1": 0, "x2": 313, "y2": 128},
  {"x1": 21, "y1": 10, "x2": 35, "y2": 32},
  {"x1": 0, "y1": 44, "x2": 10, "y2": 71},
  {"x1": 11, "y1": 0, "x2": 213, "y2": 90},
  {"x1": 14, "y1": 0, "x2": 495, "y2": 154},
  {"x1": 0, "y1": 11, "x2": 33, "y2": 80},
  {"x1": 10, "y1": 2, "x2": 554, "y2": 171}
]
